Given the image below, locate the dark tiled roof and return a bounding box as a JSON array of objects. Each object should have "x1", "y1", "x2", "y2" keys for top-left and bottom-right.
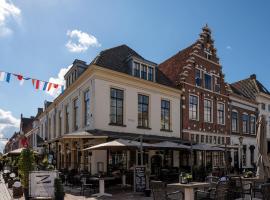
[
  {"x1": 230, "y1": 75, "x2": 270, "y2": 100},
  {"x1": 21, "y1": 117, "x2": 34, "y2": 133},
  {"x1": 91, "y1": 44, "x2": 175, "y2": 87}
]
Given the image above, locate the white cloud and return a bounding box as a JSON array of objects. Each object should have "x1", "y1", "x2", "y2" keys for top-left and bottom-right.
[
  {"x1": 0, "y1": 0, "x2": 21, "y2": 37},
  {"x1": 226, "y1": 45, "x2": 232, "y2": 50},
  {"x1": 66, "y1": 29, "x2": 101, "y2": 53},
  {"x1": 0, "y1": 108, "x2": 20, "y2": 152},
  {"x1": 47, "y1": 65, "x2": 72, "y2": 97}
]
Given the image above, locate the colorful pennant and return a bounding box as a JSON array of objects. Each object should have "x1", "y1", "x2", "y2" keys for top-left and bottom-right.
[{"x1": 0, "y1": 70, "x2": 65, "y2": 95}]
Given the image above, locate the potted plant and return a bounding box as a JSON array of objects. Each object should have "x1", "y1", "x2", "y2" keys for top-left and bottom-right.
[
  {"x1": 54, "y1": 178, "x2": 65, "y2": 200},
  {"x1": 18, "y1": 148, "x2": 35, "y2": 200}
]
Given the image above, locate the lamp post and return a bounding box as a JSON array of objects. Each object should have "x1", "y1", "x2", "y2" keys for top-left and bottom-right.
[{"x1": 239, "y1": 136, "x2": 243, "y2": 174}]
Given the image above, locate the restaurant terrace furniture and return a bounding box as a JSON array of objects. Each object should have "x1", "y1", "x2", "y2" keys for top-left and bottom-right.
[
  {"x1": 80, "y1": 177, "x2": 93, "y2": 195},
  {"x1": 230, "y1": 176, "x2": 252, "y2": 199},
  {"x1": 168, "y1": 182, "x2": 209, "y2": 200},
  {"x1": 151, "y1": 181, "x2": 184, "y2": 200},
  {"x1": 91, "y1": 176, "x2": 115, "y2": 197},
  {"x1": 253, "y1": 180, "x2": 265, "y2": 198},
  {"x1": 194, "y1": 180, "x2": 230, "y2": 200},
  {"x1": 261, "y1": 183, "x2": 270, "y2": 200}
]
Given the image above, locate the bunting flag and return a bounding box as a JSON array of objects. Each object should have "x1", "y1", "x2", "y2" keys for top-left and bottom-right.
[{"x1": 0, "y1": 70, "x2": 65, "y2": 96}]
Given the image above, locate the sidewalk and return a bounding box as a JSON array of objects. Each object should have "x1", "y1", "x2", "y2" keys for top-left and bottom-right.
[{"x1": 0, "y1": 173, "x2": 12, "y2": 200}]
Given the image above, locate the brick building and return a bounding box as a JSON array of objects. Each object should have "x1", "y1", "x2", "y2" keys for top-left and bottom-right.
[{"x1": 159, "y1": 25, "x2": 230, "y2": 166}]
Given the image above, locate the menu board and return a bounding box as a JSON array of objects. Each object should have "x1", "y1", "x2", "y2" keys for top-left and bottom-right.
[{"x1": 134, "y1": 166, "x2": 146, "y2": 192}]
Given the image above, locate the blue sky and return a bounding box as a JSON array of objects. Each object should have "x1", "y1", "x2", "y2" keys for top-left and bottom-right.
[{"x1": 0, "y1": 0, "x2": 270, "y2": 150}]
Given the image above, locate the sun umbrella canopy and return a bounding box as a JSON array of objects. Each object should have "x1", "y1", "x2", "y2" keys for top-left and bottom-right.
[
  {"x1": 7, "y1": 148, "x2": 39, "y2": 156},
  {"x1": 153, "y1": 141, "x2": 190, "y2": 150},
  {"x1": 192, "y1": 143, "x2": 224, "y2": 151},
  {"x1": 83, "y1": 138, "x2": 153, "y2": 151},
  {"x1": 256, "y1": 115, "x2": 270, "y2": 180}
]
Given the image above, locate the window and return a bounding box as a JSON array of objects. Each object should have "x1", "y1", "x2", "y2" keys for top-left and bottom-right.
[
  {"x1": 58, "y1": 111, "x2": 62, "y2": 136},
  {"x1": 262, "y1": 103, "x2": 266, "y2": 110},
  {"x1": 206, "y1": 135, "x2": 208, "y2": 143},
  {"x1": 134, "y1": 62, "x2": 140, "y2": 77},
  {"x1": 243, "y1": 145, "x2": 247, "y2": 166},
  {"x1": 195, "y1": 69, "x2": 201, "y2": 87},
  {"x1": 191, "y1": 134, "x2": 195, "y2": 142},
  {"x1": 217, "y1": 137, "x2": 221, "y2": 144},
  {"x1": 73, "y1": 99, "x2": 79, "y2": 131},
  {"x1": 53, "y1": 113, "x2": 56, "y2": 138},
  {"x1": 138, "y1": 94, "x2": 149, "y2": 128},
  {"x1": 213, "y1": 136, "x2": 217, "y2": 144},
  {"x1": 222, "y1": 137, "x2": 224, "y2": 145},
  {"x1": 201, "y1": 135, "x2": 205, "y2": 143},
  {"x1": 231, "y1": 111, "x2": 238, "y2": 132},
  {"x1": 250, "y1": 145, "x2": 255, "y2": 165},
  {"x1": 161, "y1": 100, "x2": 170, "y2": 130},
  {"x1": 189, "y1": 95, "x2": 199, "y2": 120},
  {"x1": 250, "y1": 115, "x2": 256, "y2": 134},
  {"x1": 204, "y1": 73, "x2": 212, "y2": 90},
  {"x1": 217, "y1": 103, "x2": 225, "y2": 125},
  {"x1": 242, "y1": 114, "x2": 249, "y2": 133},
  {"x1": 196, "y1": 135, "x2": 199, "y2": 142},
  {"x1": 214, "y1": 77, "x2": 220, "y2": 93},
  {"x1": 209, "y1": 136, "x2": 212, "y2": 143},
  {"x1": 204, "y1": 99, "x2": 212, "y2": 122},
  {"x1": 110, "y1": 88, "x2": 124, "y2": 125},
  {"x1": 141, "y1": 65, "x2": 147, "y2": 80},
  {"x1": 148, "y1": 67, "x2": 153, "y2": 81},
  {"x1": 65, "y1": 105, "x2": 69, "y2": 133},
  {"x1": 204, "y1": 48, "x2": 212, "y2": 60},
  {"x1": 84, "y1": 90, "x2": 90, "y2": 126}
]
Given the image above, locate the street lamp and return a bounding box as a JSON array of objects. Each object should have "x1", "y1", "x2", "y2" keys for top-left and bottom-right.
[{"x1": 239, "y1": 136, "x2": 243, "y2": 174}]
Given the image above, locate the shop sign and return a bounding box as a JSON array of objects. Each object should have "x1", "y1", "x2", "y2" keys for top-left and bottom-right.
[
  {"x1": 134, "y1": 165, "x2": 146, "y2": 192},
  {"x1": 29, "y1": 170, "x2": 58, "y2": 198}
]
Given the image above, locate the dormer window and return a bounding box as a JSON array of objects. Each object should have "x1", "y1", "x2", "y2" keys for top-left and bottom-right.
[
  {"x1": 141, "y1": 64, "x2": 147, "y2": 80},
  {"x1": 132, "y1": 60, "x2": 155, "y2": 82},
  {"x1": 134, "y1": 62, "x2": 140, "y2": 77},
  {"x1": 148, "y1": 67, "x2": 153, "y2": 81}
]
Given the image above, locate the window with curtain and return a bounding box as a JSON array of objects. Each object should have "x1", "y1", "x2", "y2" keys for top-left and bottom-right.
[
  {"x1": 189, "y1": 95, "x2": 198, "y2": 120},
  {"x1": 138, "y1": 94, "x2": 149, "y2": 128},
  {"x1": 110, "y1": 88, "x2": 124, "y2": 125}
]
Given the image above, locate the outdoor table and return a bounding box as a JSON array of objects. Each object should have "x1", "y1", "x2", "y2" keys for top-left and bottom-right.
[
  {"x1": 9, "y1": 173, "x2": 16, "y2": 178},
  {"x1": 90, "y1": 176, "x2": 115, "y2": 197},
  {"x1": 167, "y1": 182, "x2": 210, "y2": 200}
]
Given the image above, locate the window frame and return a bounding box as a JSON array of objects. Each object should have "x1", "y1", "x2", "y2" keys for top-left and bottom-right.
[
  {"x1": 161, "y1": 99, "x2": 171, "y2": 131},
  {"x1": 250, "y1": 115, "x2": 256, "y2": 135},
  {"x1": 217, "y1": 102, "x2": 225, "y2": 125},
  {"x1": 110, "y1": 88, "x2": 124, "y2": 126},
  {"x1": 204, "y1": 98, "x2": 213, "y2": 123},
  {"x1": 189, "y1": 95, "x2": 199, "y2": 121},
  {"x1": 231, "y1": 110, "x2": 239, "y2": 132},
  {"x1": 138, "y1": 94, "x2": 150, "y2": 128},
  {"x1": 73, "y1": 98, "x2": 79, "y2": 131},
  {"x1": 84, "y1": 89, "x2": 91, "y2": 127},
  {"x1": 242, "y1": 113, "x2": 249, "y2": 134},
  {"x1": 204, "y1": 73, "x2": 212, "y2": 90}
]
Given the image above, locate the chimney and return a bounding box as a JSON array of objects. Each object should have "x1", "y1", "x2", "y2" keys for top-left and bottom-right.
[
  {"x1": 250, "y1": 74, "x2": 256, "y2": 80},
  {"x1": 37, "y1": 108, "x2": 43, "y2": 115}
]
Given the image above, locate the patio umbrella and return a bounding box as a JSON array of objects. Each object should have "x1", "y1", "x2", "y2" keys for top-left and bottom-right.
[
  {"x1": 7, "y1": 147, "x2": 39, "y2": 156},
  {"x1": 256, "y1": 115, "x2": 270, "y2": 180},
  {"x1": 153, "y1": 141, "x2": 190, "y2": 150},
  {"x1": 192, "y1": 143, "x2": 224, "y2": 151},
  {"x1": 83, "y1": 138, "x2": 153, "y2": 151}
]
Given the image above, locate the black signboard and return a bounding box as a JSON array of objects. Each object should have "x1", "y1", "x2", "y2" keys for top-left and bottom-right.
[{"x1": 134, "y1": 166, "x2": 146, "y2": 192}]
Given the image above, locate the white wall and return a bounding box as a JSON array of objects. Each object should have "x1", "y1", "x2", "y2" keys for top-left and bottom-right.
[
  {"x1": 257, "y1": 94, "x2": 270, "y2": 139},
  {"x1": 93, "y1": 78, "x2": 181, "y2": 138}
]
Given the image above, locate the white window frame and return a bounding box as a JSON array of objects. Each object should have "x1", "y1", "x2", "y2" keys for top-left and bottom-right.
[
  {"x1": 189, "y1": 94, "x2": 199, "y2": 121},
  {"x1": 204, "y1": 98, "x2": 213, "y2": 123},
  {"x1": 242, "y1": 113, "x2": 249, "y2": 134},
  {"x1": 231, "y1": 110, "x2": 239, "y2": 132},
  {"x1": 217, "y1": 102, "x2": 225, "y2": 125}
]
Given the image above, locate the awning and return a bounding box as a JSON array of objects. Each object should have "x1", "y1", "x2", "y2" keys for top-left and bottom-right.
[
  {"x1": 83, "y1": 138, "x2": 155, "y2": 151},
  {"x1": 192, "y1": 143, "x2": 224, "y2": 151},
  {"x1": 152, "y1": 141, "x2": 190, "y2": 150}
]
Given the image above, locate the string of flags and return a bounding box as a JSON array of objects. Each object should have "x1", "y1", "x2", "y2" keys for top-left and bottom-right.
[{"x1": 0, "y1": 70, "x2": 64, "y2": 95}]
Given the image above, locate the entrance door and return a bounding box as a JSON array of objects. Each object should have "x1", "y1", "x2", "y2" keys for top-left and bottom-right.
[
  {"x1": 234, "y1": 150, "x2": 239, "y2": 171},
  {"x1": 151, "y1": 154, "x2": 162, "y2": 177}
]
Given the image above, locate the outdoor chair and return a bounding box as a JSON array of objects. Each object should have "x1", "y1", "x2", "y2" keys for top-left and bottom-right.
[
  {"x1": 261, "y1": 183, "x2": 270, "y2": 200},
  {"x1": 194, "y1": 180, "x2": 230, "y2": 200},
  {"x1": 151, "y1": 181, "x2": 184, "y2": 200},
  {"x1": 229, "y1": 176, "x2": 252, "y2": 199},
  {"x1": 80, "y1": 177, "x2": 93, "y2": 196},
  {"x1": 253, "y1": 180, "x2": 265, "y2": 198}
]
